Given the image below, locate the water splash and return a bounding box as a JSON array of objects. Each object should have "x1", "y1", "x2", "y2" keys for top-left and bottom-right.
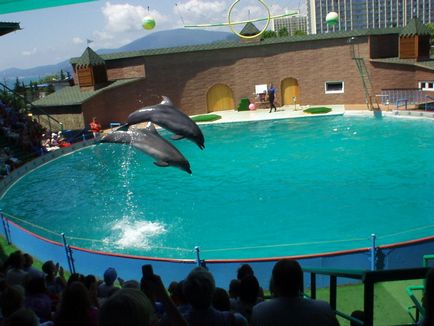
[{"x1": 110, "y1": 217, "x2": 167, "y2": 249}]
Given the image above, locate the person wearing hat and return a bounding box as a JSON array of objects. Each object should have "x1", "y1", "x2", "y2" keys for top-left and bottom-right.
[{"x1": 98, "y1": 267, "x2": 119, "y2": 299}]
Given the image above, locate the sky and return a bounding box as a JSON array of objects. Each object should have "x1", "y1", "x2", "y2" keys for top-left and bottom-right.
[{"x1": 0, "y1": 0, "x2": 305, "y2": 71}]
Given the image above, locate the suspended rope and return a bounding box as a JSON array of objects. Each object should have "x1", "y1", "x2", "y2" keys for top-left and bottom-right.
[
  {"x1": 3, "y1": 210, "x2": 434, "y2": 255},
  {"x1": 201, "y1": 236, "x2": 368, "y2": 253},
  {"x1": 2, "y1": 212, "x2": 192, "y2": 252},
  {"x1": 377, "y1": 223, "x2": 434, "y2": 240},
  {"x1": 3, "y1": 212, "x2": 62, "y2": 238}
]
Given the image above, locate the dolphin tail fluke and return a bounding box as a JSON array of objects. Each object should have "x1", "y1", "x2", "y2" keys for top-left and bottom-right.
[{"x1": 170, "y1": 134, "x2": 185, "y2": 141}]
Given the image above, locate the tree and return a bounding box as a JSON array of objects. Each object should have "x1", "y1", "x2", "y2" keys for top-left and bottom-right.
[
  {"x1": 261, "y1": 30, "x2": 277, "y2": 40},
  {"x1": 46, "y1": 84, "x2": 55, "y2": 95},
  {"x1": 293, "y1": 29, "x2": 307, "y2": 36},
  {"x1": 60, "y1": 69, "x2": 66, "y2": 80},
  {"x1": 278, "y1": 27, "x2": 289, "y2": 37},
  {"x1": 427, "y1": 23, "x2": 434, "y2": 37},
  {"x1": 13, "y1": 77, "x2": 23, "y2": 93}
]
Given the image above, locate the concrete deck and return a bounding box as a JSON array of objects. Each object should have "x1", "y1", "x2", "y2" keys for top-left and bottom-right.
[{"x1": 193, "y1": 105, "x2": 346, "y2": 125}]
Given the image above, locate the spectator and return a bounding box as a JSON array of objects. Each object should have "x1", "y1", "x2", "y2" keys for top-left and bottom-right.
[
  {"x1": 229, "y1": 279, "x2": 241, "y2": 301},
  {"x1": 0, "y1": 284, "x2": 25, "y2": 321},
  {"x1": 5, "y1": 250, "x2": 27, "y2": 287},
  {"x1": 250, "y1": 259, "x2": 339, "y2": 326},
  {"x1": 98, "y1": 267, "x2": 119, "y2": 299},
  {"x1": 7, "y1": 308, "x2": 40, "y2": 326},
  {"x1": 182, "y1": 267, "x2": 235, "y2": 325},
  {"x1": 84, "y1": 274, "x2": 100, "y2": 309},
  {"x1": 237, "y1": 264, "x2": 255, "y2": 280},
  {"x1": 213, "y1": 287, "x2": 248, "y2": 326},
  {"x1": 121, "y1": 279, "x2": 140, "y2": 289},
  {"x1": 231, "y1": 274, "x2": 262, "y2": 322},
  {"x1": 55, "y1": 281, "x2": 99, "y2": 326},
  {"x1": 23, "y1": 253, "x2": 44, "y2": 279},
  {"x1": 235, "y1": 264, "x2": 264, "y2": 300},
  {"x1": 41, "y1": 260, "x2": 66, "y2": 307},
  {"x1": 99, "y1": 288, "x2": 155, "y2": 326},
  {"x1": 24, "y1": 276, "x2": 52, "y2": 323}
]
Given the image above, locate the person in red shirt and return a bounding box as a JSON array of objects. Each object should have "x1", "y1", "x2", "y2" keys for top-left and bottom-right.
[{"x1": 90, "y1": 117, "x2": 102, "y2": 139}]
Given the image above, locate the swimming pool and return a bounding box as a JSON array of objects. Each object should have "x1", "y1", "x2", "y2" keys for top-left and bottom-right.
[{"x1": 2, "y1": 115, "x2": 434, "y2": 259}]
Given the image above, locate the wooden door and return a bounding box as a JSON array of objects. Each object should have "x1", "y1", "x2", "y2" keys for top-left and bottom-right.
[
  {"x1": 207, "y1": 84, "x2": 235, "y2": 112},
  {"x1": 281, "y1": 78, "x2": 300, "y2": 105}
]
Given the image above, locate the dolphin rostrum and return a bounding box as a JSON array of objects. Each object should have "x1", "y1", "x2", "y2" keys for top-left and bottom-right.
[
  {"x1": 127, "y1": 96, "x2": 205, "y2": 150},
  {"x1": 100, "y1": 124, "x2": 192, "y2": 174}
]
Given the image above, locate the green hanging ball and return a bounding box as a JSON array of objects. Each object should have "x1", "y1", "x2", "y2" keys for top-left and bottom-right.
[
  {"x1": 143, "y1": 16, "x2": 156, "y2": 30},
  {"x1": 326, "y1": 12, "x2": 339, "y2": 26}
]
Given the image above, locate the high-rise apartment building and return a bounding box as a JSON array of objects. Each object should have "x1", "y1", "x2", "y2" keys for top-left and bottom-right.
[
  {"x1": 307, "y1": 0, "x2": 433, "y2": 34},
  {"x1": 272, "y1": 11, "x2": 308, "y2": 35}
]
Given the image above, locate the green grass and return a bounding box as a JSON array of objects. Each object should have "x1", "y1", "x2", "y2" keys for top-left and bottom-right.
[
  {"x1": 191, "y1": 114, "x2": 222, "y2": 122},
  {"x1": 314, "y1": 279, "x2": 423, "y2": 325},
  {"x1": 0, "y1": 236, "x2": 67, "y2": 277},
  {"x1": 304, "y1": 107, "x2": 332, "y2": 114}
]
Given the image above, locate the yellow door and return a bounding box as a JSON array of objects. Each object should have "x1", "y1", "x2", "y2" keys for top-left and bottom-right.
[
  {"x1": 281, "y1": 78, "x2": 300, "y2": 105},
  {"x1": 207, "y1": 84, "x2": 235, "y2": 112}
]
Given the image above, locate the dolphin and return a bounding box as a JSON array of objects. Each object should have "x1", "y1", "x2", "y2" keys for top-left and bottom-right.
[
  {"x1": 100, "y1": 124, "x2": 192, "y2": 174},
  {"x1": 127, "y1": 96, "x2": 205, "y2": 150}
]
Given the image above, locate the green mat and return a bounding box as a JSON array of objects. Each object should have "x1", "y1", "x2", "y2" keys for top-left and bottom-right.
[
  {"x1": 191, "y1": 114, "x2": 222, "y2": 122},
  {"x1": 304, "y1": 107, "x2": 332, "y2": 114}
]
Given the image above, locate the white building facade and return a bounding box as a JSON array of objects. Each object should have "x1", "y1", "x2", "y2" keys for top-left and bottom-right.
[
  {"x1": 307, "y1": 0, "x2": 433, "y2": 34},
  {"x1": 272, "y1": 13, "x2": 308, "y2": 35}
]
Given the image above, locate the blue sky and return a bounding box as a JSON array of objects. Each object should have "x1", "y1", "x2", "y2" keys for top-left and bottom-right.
[{"x1": 0, "y1": 0, "x2": 304, "y2": 71}]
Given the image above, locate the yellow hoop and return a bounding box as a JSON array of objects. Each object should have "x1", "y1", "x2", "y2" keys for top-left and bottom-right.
[{"x1": 227, "y1": 0, "x2": 271, "y2": 39}]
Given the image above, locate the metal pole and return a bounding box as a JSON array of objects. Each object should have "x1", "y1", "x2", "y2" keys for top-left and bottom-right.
[
  {"x1": 194, "y1": 246, "x2": 201, "y2": 266},
  {"x1": 61, "y1": 233, "x2": 73, "y2": 273},
  {"x1": 371, "y1": 233, "x2": 376, "y2": 271},
  {"x1": 0, "y1": 209, "x2": 11, "y2": 244},
  {"x1": 67, "y1": 245, "x2": 76, "y2": 274}
]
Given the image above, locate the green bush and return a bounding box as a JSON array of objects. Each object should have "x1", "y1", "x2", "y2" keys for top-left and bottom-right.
[
  {"x1": 304, "y1": 107, "x2": 332, "y2": 114},
  {"x1": 191, "y1": 114, "x2": 222, "y2": 122}
]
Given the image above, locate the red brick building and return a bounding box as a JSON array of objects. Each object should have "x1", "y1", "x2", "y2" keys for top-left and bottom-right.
[{"x1": 33, "y1": 19, "x2": 433, "y2": 130}]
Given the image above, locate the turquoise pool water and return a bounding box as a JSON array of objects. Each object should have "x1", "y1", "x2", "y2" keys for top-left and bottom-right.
[{"x1": 2, "y1": 115, "x2": 434, "y2": 259}]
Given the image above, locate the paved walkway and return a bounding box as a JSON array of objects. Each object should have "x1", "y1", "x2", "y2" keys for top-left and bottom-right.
[{"x1": 193, "y1": 104, "x2": 346, "y2": 125}]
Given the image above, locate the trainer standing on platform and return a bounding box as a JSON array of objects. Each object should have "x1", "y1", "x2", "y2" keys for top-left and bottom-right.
[{"x1": 268, "y1": 83, "x2": 277, "y2": 113}]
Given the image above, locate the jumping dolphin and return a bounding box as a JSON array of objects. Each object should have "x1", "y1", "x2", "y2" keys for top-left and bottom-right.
[
  {"x1": 100, "y1": 124, "x2": 192, "y2": 174},
  {"x1": 127, "y1": 96, "x2": 205, "y2": 150}
]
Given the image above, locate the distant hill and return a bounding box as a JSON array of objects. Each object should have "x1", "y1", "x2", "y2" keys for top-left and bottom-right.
[
  {"x1": 0, "y1": 29, "x2": 236, "y2": 86},
  {"x1": 99, "y1": 28, "x2": 236, "y2": 54}
]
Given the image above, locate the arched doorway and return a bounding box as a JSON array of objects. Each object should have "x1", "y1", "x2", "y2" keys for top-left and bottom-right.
[
  {"x1": 207, "y1": 84, "x2": 235, "y2": 112},
  {"x1": 281, "y1": 78, "x2": 300, "y2": 105}
]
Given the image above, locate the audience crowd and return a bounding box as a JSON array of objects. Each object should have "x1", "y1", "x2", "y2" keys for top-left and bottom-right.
[
  {"x1": 0, "y1": 249, "x2": 347, "y2": 326},
  {"x1": 0, "y1": 97, "x2": 73, "y2": 178},
  {"x1": 0, "y1": 98, "x2": 45, "y2": 176}
]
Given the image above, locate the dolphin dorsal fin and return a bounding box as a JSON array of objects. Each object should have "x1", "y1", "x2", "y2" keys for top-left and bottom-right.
[{"x1": 160, "y1": 96, "x2": 174, "y2": 106}]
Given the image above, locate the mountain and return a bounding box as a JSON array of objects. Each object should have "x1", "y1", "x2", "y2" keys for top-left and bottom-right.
[
  {"x1": 0, "y1": 29, "x2": 236, "y2": 85},
  {"x1": 98, "y1": 28, "x2": 236, "y2": 54},
  {"x1": 0, "y1": 60, "x2": 72, "y2": 86}
]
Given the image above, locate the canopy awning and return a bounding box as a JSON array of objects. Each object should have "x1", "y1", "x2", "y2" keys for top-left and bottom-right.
[
  {"x1": 0, "y1": 0, "x2": 97, "y2": 15},
  {"x1": 0, "y1": 21, "x2": 20, "y2": 36}
]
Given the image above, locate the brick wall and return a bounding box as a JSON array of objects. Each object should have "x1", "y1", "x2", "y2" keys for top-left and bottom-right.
[
  {"x1": 69, "y1": 35, "x2": 433, "y2": 127},
  {"x1": 106, "y1": 57, "x2": 146, "y2": 80}
]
